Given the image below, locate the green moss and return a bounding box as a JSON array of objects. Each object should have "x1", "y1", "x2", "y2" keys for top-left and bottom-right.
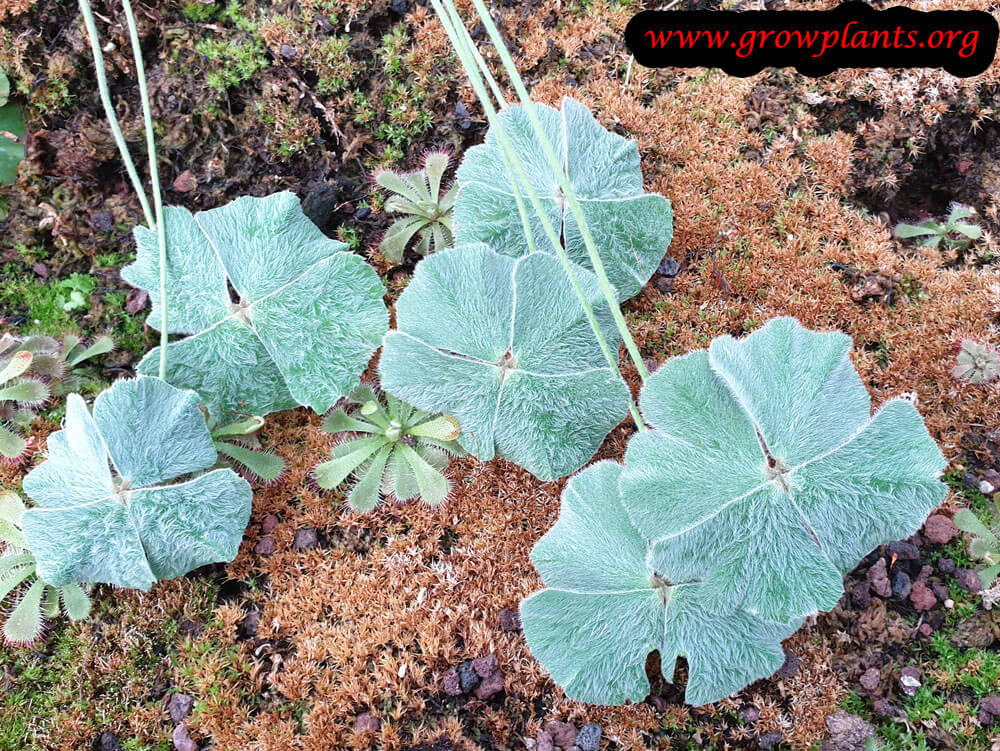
[
  {"x1": 0, "y1": 267, "x2": 80, "y2": 335},
  {"x1": 102, "y1": 291, "x2": 152, "y2": 357},
  {"x1": 194, "y1": 36, "x2": 268, "y2": 94}
]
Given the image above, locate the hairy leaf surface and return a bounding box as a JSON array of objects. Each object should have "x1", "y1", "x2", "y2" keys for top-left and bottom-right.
[
  {"x1": 521, "y1": 461, "x2": 798, "y2": 706},
  {"x1": 620, "y1": 317, "x2": 947, "y2": 623},
  {"x1": 21, "y1": 377, "x2": 252, "y2": 590},
  {"x1": 122, "y1": 192, "x2": 388, "y2": 415},
  {"x1": 454, "y1": 97, "x2": 673, "y2": 301},
  {"x1": 380, "y1": 244, "x2": 629, "y2": 481}
]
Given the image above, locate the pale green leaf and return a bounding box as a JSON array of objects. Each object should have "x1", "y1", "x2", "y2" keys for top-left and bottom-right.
[
  {"x1": 455, "y1": 97, "x2": 673, "y2": 301},
  {"x1": 408, "y1": 415, "x2": 460, "y2": 441},
  {"x1": 314, "y1": 436, "x2": 384, "y2": 489},
  {"x1": 398, "y1": 444, "x2": 448, "y2": 505},
  {"x1": 380, "y1": 244, "x2": 629, "y2": 481},
  {"x1": 954, "y1": 508, "x2": 996, "y2": 543},
  {"x1": 521, "y1": 461, "x2": 797, "y2": 707},
  {"x1": 122, "y1": 192, "x2": 388, "y2": 416},
  {"x1": 0, "y1": 379, "x2": 49, "y2": 404},
  {"x1": 347, "y1": 445, "x2": 392, "y2": 511},
  {"x1": 216, "y1": 441, "x2": 285, "y2": 482},
  {"x1": 59, "y1": 582, "x2": 91, "y2": 621},
  {"x1": 620, "y1": 318, "x2": 947, "y2": 622},
  {"x1": 21, "y1": 377, "x2": 251, "y2": 590},
  {"x1": 4, "y1": 578, "x2": 45, "y2": 643},
  {"x1": 0, "y1": 102, "x2": 25, "y2": 185},
  {"x1": 0, "y1": 426, "x2": 26, "y2": 460}
]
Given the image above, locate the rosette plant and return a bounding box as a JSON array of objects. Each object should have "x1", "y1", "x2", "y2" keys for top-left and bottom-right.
[
  {"x1": 0, "y1": 490, "x2": 91, "y2": 643},
  {"x1": 316, "y1": 385, "x2": 463, "y2": 509},
  {"x1": 0, "y1": 351, "x2": 48, "y2": 460},
  {"x1": 375, "y1": 150, "x2": 457, "y2": 262},
  {"x1": 954, "y1": 508, "x2": 1000, "y2": 588}
]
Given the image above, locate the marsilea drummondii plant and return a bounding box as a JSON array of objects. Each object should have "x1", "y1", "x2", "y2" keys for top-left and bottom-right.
[
  {"x1": 20, "y1": 377, "x2": 252, "y2": 591},
  {"x1": 122, "y1": 192, "x2": 389, "y2": 417},
  {"x1": 522, "y1": 318, "x2": 947, "y2": 706},
  {"x1": 454, "y1": 96, "x2": 673, "y2": 302},
  {"x1": 379, "y1": 243, "x2": 630, "y2": 481}
]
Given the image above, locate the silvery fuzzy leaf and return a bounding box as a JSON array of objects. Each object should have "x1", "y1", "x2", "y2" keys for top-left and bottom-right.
[
  {"x1": 122, "y1": 192, "x2": 388, "y2": 416},
  {"x1": 379, "y1": 244, "x2": 629, "y2": 481},
  {"x1": 620, "y1": 317, "x2": 947, "y2": 623},
  {"x1": 454, "y1": 97, "x2": 673, "y2": 301},
  {"x1": 521, "y1": 461, "x2": 798, "y2": 707},
  {"x1": 21, "y1": 377, "x2": 251, "y2": 590}
]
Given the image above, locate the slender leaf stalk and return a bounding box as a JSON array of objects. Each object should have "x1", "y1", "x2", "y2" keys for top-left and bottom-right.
[
  {"x1": 122, "y1": 0, "x2": 168, "y2": 378},
  {"x1": 79, "y1": 0, "x2": 168, "y2": 377},
  {"x1": 432, "y1": 0, "x2": 646, "y2": 431},
  {"x1": 77, "y1": 0, "x2": 154, "y2": 228},
  {"x1": 457, "y1": 0, "x2": 651, "y2": 382}
]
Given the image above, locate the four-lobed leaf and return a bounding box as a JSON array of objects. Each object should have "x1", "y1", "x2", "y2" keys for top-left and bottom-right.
[
  {"x1": 521, "y1": 461, "x2": 799, "y2": 706},
  {"x1": 20, "y1": 377, "x2": 252, "y2": 591},
  {"x1": 122, "y1": 192, "x2": 389, "y2": 416},
  {"x1": 379, "y1": 243, "x2": 630, "y2": 481},
  {"x1": 620, "y1": 317, "x2": 947, "y2": 623},
  {"x1": 454, "y1": 96, "x2": 673, "y2": 301}
]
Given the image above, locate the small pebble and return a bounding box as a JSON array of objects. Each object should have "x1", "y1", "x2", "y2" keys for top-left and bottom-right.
[
  {"x1": 168, "y1": 693, "x2": 194, "y2": 724},
  {"x1": 536, "y1": 730, "x2": 555, "y2": 751},
  {"x1": 657, "y1": 256, "x2": 680, "y2": 277},
  {"x1": 979, "y1": 695, "x2": 1000, "y2": 725},
  {"x1": 254, "y1": 536, "x2": 276, "y2": 556},
  {"x1": 851, "y1": 582, "x2": 871, "y2": 608},
  {"x1": 938, "y1": 557, "x2": 956, "y2": 575},
  {"x1": 443, "y1": 668, "x2": 462, "y2": 696},
  {"x1": 758, "y1": 731, "x2": 782, "y2": 749},
  {"x1": 930, "y1": 581, "x2": 949, "y2": 602},
  {"x1": 888, "y1": 541, "x2": 919, "y2": 560},
  {"x1": 772, "y1": 649, "x2": 800, "y2": 679},
  {"x1": 293, "y1": 528, "x2": 318, "y2": 551},
  {"x1": 172, "y1": 724, "x2": 198, "y2": 751},
  {"x1": 241, "y1": 609, "x2": 261, "y2": 638},
  {"x1": 654, "y1": 276, "x2": 674, "y2": 294},
  {"x1": 961, "y1": 473, "x2": 979, "y2": 490},
  {"x1": 261, "y1": 514, "x2": 279, "y2": 534},
  {"x1": 958, "y1": 569, "x2": 982, "y2": 593},
  {"x1": 899, "y1": 667, "x2": 921, "y2": 696},
  {"x1": 922, "y1": 514, "x2": 958, "y2": 544},
  {"x1": 574, "y1": 723, "x2": 602, "y2": 751},
  {"x1": 909, "y1": 579, "x2": 936, "y2": 611},
  {"x1": 867, "y1": 558, "x2": 891, "y2": 597},
  {"x1": 498, "y1": 608, "x2": 522, "y2": 632},
  {"x1": 544, "y1": 721, "x2": 577, "y2": 748},
  {"x1": 859, "y1": 668, "x2": 880, "y2": 692},
  {"x1": 918, "y1": 622, "x2": 933, "y2": 637},
  {"x1": 891, "y1": 571, "x2": 911, "y2": 599},
  {"x1": 456, "y1": 661, "x2": 480, "y2": 693},
  {"x1": 280, "y1": 43, "x2": 297, "y2": 59},
  {"x1": 741, "y1": 705, "x2": 761, "y2": 723},
  {"x1": 354, "y1": 712, "x2": 380, "y2": 733}
]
